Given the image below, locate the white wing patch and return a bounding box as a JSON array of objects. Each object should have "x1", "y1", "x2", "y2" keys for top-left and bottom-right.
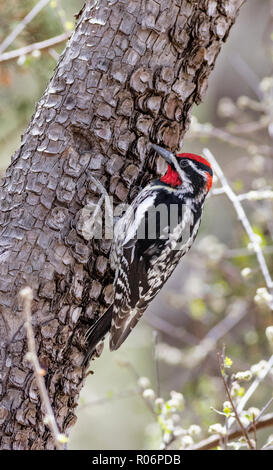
[{"x1": 122, "y1": 194, "x2": 156, "y2": 246}]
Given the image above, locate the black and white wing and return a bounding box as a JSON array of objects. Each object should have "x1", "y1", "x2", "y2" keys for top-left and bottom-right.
[{"x1": 109, "y1": 187, "x2": 196, "y2": 351}]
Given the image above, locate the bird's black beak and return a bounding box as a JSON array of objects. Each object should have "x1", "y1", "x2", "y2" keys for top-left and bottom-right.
[{"x1": 151, "y1": 144, "x2": 175, "y2": 166}]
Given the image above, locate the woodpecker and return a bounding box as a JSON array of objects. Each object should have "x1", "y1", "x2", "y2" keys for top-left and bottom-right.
[{"x1": 83, "y1": 144, "x2": 213, "y2": 364}]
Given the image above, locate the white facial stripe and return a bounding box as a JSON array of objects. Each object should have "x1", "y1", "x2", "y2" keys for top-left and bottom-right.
[
  {"x1": 186, "y1": 159, "x2": 208, "y2": 201},
  {"x1": 186, "y1": 159, "x2": 207, "y2": 178}
]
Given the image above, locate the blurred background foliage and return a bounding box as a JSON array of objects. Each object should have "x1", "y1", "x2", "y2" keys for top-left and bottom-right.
[{"x1": 0, "y1": 0, "x2": 273, "y2": 450}]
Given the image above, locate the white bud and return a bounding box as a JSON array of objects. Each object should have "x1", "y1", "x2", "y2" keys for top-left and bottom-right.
[
  {"x1": 208, "y1": 423, "x2": 226, "y2": 436},
  {"x1": 17, "y1": 55, "x2": 26, "y2": 66},
  {"x1": 57, "y1": 433, "x2": 68, "y2": 444},
  {"x1": 188, "y1": 424, "x2": 201, "y2": 437},
  {"x1": 24, "y1": 352, "x2": 34, "y2": 362},
  {"x1": 260, "y1": 77, "x2": 273, "y2": 93},
  {"x1": 167, "y1": 391, "x2": 184, "y2": 411},
  {"x1": 234, "y1": 370, "x2": 253, "y2": 382},
  {"x1": 32, "y1": 49, "x2": 41, "y2": 58},
  {"x1": 241, "y1": 267, "x2": 252, "y2": 278},
  {"x1": 227, "y1": 441, "x2": 242, "y2": 450},
  {"x1": 20, "y1": 286, "x2": 33, "y2": 300},
  {"x1": 180, "y1": 435, "x2": 194, "y2": 449},
  {"x1": 239, "y1": 436, "x2": 256, "y2": 448},
  {"x1": 164, "y1": 418, "x2": 175, "y2": 432},
  {"x1": 237, "y1": 96, "x2": 249, "y2": 108},
  {"x1": 154, "y1": 398, "x2": 164, "y2": 413},
  {"x1": 265, "y1": 326, "x2": 273, "y2": 345},
  {"x1": 239, "y1": 416, "x2": 250, "y2": 427},
  {"x1": 223, "y1": 401, "x2": 232, "y2": 410},
  {"x1": 217, "y1": 97, "x2": 237, "y2": 118},
  {"x1": 138, "y1": 376, "x2": 151, "y2": 389},
  {"x1": 246, "y1": 407, "x2": 260, "y2": 419},
  {"x1": 251, "y1": 360, "x2": 268, "y2": 378},
  {"x1": 170, "y1": 390, "x2": 184, "y2": 404},
  {"x1": 173, "y1": 427, "x2": 186, "y2": 438},
  {"x1": 142, "y1": 388, "x2": 155, "y2": 401},
  {"x1": 254, "y1": 287, "x2": 273, "y2": 306}
]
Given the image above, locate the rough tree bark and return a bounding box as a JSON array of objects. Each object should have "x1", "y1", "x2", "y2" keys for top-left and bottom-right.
[{"x1": 0, "y1": 0, "x2": 244, "y2": 450}]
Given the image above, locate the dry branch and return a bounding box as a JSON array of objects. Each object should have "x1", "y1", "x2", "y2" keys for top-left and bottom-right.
[
  {"x1": 0, "y1": 32, "x2": 71, "y2": 64},
  {"x1": 0, "y1": 0, "x2": 52, "y2": 54},
  {"x1": 191, "y1": 412, "x2": 273, "y2": 450},
  {"x1": 204, "y1": 148, "x2": 273, "y2": 297},
  {"x1": 20, "y1": 287, "x2": 66, "y2": 450}
]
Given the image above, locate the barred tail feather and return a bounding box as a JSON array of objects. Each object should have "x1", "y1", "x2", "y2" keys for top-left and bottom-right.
[
  {"x1": 83, "y1": 306, "x2": 113, "y2": 366},
  {"x1": 109, "y1": 307, "x2": 144, "y2": 351}
]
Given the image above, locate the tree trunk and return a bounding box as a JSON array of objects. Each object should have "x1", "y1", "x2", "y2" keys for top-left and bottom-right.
[{"x1": 0, "y1": 0, "x2": 244, "y2": 450}]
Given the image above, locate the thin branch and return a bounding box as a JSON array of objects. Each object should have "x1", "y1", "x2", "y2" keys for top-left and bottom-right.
[
  {"x1": 225, "y1": 245, "x2": 273, "y2": 259},
  {"x1": 53, "y1": 0, "x2": 70, "y2": 31},
  {"x1": 252, "y1": 414, "x2": 257, "y2": 450},
  {"x1": 253, "y1": 396, "x2": 273, "y2": 424},
  {"x1": 217, "y1": 352, "x2": 254, "y2": 450},
  {"x1": 146, "y1": 311, "x2": 197, "y2": 345},
  {"x1": 227, "y1": 119, "x2": 270, "y2": 135},
  {"x1": 212, "y1": 188, "x2": 273, "y2": 201},
  {"x1": 229, "y1": 52, "x2": 263, "y2": 100},
  {"x1": 237, "y1": 354, "x2": 273, "y2": 414},
  {"x1": 153, "y1": 331, "x2": 161, "y2": 398},
  {"x1": 189, "y1": 127, "x2": 273, "y2": 157},
  {"x1": 121, "y1": 361, "x2": 157, "y2": 417},
  {"x1": 204, "y1": 148, "x2": 273, "y2": 300},
  {"x1": 78, "y1": 387, "x2": 140, "y2": 411},
  {"x1": 0, "y1": 32, "x2": 71, "y2": 63},
  {"x1": 237, "y1": 190, "x2": 273, "y2": 201},
  {"x1": 179, "y1": 300, "x2": 248, "y2": 369},
  {"x1": 0, "y1": 0, "x2": 52, "y2": 54},
  {"x1": 20, "y1": 287, "x2": 66, "y2": 450},
  {"x1": 191, "y1": 412, "x2": 273, "y2": 450}
]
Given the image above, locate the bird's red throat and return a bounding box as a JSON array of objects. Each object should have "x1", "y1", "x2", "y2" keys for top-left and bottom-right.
[{"x1": 160, "y1": 165, "x2": 182, "y2": 188}]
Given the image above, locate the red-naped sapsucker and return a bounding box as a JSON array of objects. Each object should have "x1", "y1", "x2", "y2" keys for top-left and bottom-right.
[{"x1": 83, "y1": 144, "x2": 213, "y2": 364}]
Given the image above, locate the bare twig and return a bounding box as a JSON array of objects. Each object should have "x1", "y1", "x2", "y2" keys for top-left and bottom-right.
[
  {"x1": 153, "y1": 331, "x2": 161, "y2": 397},
  {"x1": 191, "y1": 412, "x2": 273, "y2": 450},
  {"x1": 194, "y1": 300, "x2": 247, "y2": 362},
  {"x1": 0, "y1": 0, "x2": 52, "y2": 54},
  {"x1": 20, "y1": 287, "x2": 66, "y2": 450},
  {"x1": 237, "y1": 354, "x2": 273, "y2": 414},
  {"x1": 252, "y1": 414, "x2": 257, "y2": 449},
  {"x1": 78, "y1": 387, "x2": 140, "y2": 411},
  {"x1": 217, "y1": 352, "x2": 254, "y2": 450},
  {"x1": 120, "y1": 360, "x2": 157, "y2": 417},
  {"x1": 227, "y1": 118, "x2": 270, "y2": 135},
  {"x1": 53, "y1": 0, "x2": 70, "y2": 31},
  {"x1": 146, "y1": 311, "x2": 197, "y2": 345},
  {"x1": 229, "y1": 53, "x2": 263, "y2": 100},
  {"x1": 204, "y1": 148, "x2": 273, "y2": 302},
  {"x1": 212, "y1": 188, "x2": 273, "y2": 201},
  {"x1": 252, "y1": 396, "x2": 273, "y2": 425},
  {"x1": 176, "y1": 300, "x2": 248, "y2": 369},
  {"x1": 189, "y1": 127, "x2": 273, "y2": 157},
  {"x1": 225, "y1": 245, "x2": 273, "y2": 259},
  {"x1": 0, "y1": 32, "x2": 71, "y2": 64}
]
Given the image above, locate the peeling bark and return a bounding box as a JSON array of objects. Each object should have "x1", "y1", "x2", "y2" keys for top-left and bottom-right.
[{"x1": 0, "y1": 0, "x2": 244, "y2": 450}]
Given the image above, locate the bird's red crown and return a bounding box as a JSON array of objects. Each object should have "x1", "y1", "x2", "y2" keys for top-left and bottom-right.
[{"x1": 160, "y1": 152, "x2": 213, "y2": 191}]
